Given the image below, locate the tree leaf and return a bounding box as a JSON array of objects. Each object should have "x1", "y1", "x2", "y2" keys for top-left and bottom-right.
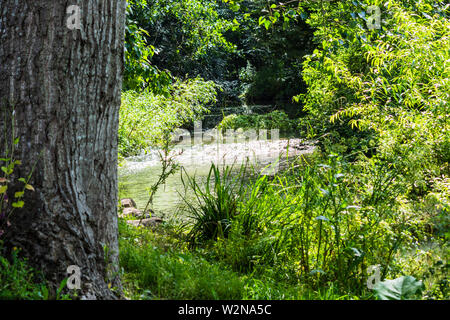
[
  {"x1": 14, "y1": 191, "x2": 24, "y2": 198},
  {"x1": 25, "y1": 184, "x2": 35, "y2": 191},
  {"x1": 309, "y1": 269, "x2": 326, "y2": 275},
  {"x1": 374, "y1": 276, "x2": 424, "y2": 300},
  {"x1": 12, "y1": 201, "x2": 25, "y2": 208}
]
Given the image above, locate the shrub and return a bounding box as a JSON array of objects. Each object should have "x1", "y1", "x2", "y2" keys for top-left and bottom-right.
[
  {"x1": 119, "y1": 78, "x2": 217, "y2": 157},
  {"x1": 216, "y1": 110, "x2": 296, "y2": 134},
  {"x1": 297, "y1": 0, "x2": 449, "y2": 182},
  {"x1": 215, "y1": 153, "x2": 425, "y2": 293},
  {"x1": 180, "y1": 164, "x2": 248, "y2": 246}
]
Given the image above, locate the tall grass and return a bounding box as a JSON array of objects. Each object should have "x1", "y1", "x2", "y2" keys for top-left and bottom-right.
[
  {"x1": 0, "y1": 245, "x2": 48, "y2": 300},
  {"x1": 179, "y1": 163, "x2": 249, "y2": 247},
  {"x1": 179, "y1": 153, "x2": 434, "y2": 294}
]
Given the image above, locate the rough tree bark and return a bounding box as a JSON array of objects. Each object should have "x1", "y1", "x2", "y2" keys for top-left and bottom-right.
[{"x1": 0, "y1": 0, "x2": 127, "y2": 299}]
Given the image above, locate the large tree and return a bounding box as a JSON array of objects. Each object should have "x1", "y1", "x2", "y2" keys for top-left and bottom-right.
[{"x1": 0, "y1": 0, "x2": 127, "y2": 299}]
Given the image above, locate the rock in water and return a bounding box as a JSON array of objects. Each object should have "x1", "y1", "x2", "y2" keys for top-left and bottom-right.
[
  {"x1": 127, "y1": 218, "x2": 163, "y2": 228},
  {"x1": 120, "y1": 207, "x2": 142, "y2": 218},
  {"x1": 120, "y1": 198, "x2": 137, "y2": 208}
]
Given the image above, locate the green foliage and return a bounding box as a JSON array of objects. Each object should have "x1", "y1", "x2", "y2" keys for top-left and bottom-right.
[
  {"x1": 128, "y1": 0, "x2": 235, "y2": 79},
  {"x1": 217, "y1": 110, "x2": 296, "y2": 133},
  {"x1": 296, "y1": 0, "x2": 449, "y2": 176},
  {"x1": 119, "y1": 78, "x2": 217, "y2": 157},
  {"x1": 119, "y1": 218, "x2": 350, "y2": 300},
  {"x1": 189, "y1": 154, "x2": 432, "y2": 294},
  {"x1": 0, "y1": 245, "x2": 48, "y2": 300},
  {"x1": 118, "y1": 0, "x2": 449, "y2": 301},
  {"x1": 124, "y1": 0, "x2": 172, "y2": 93},
  {"x1": 374, "y1": 276, "x2": 424, "y2": 300},
  {"x1": 126, "y1": 0, "x2": 314, "y2": 108},
  {"x1": 119, "y1": 220, "x2": 244, "y2": 300},
  {"x1": 392, "y1": 243, "x2": 449, "y2": 300},
  {"x1": 0, "y1": 110, "x2": 35, "y2": 239},
  {"x1": 180, "y1": 164, "x2": 248, "y2": 246}
]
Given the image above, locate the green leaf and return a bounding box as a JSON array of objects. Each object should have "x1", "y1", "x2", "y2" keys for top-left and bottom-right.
[
  {"x1": 12, "y1": 201, "x2": 25, "y2": 208},
  {"x1": 0, "y1": 185, "x2": 7, "y2": 194},
  {"x1": 374, "y1": 276, "x2": 424, "y2": 300},
  {"x1": 14, "y1": 191, "x2": 24, "y2": 198},
  {"x1": 309, "y1": 269, "x2": 326, "y2": 275},
  {"x1": 40, "y1": 285, "x2": 49, "y2": 300},
  {"x1": 258, "y1": 16, "x2": 265, "y2": 25},
  {"x1": 56, "y1": 278, "x2": 68, "y2": 300}
]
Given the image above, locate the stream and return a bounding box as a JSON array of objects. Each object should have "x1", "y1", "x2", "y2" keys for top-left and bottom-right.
[{"x1": 118, "y1": 137, "x2": 316, "y2": 219}]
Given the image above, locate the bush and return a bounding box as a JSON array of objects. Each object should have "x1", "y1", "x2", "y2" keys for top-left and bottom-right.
[
  {"x1": 205, "y1": 153, "x2": 431, "y2": 294},
  {"x1": 119, "y1": 78, "x2": 217, "y2": 157},
  {"x1": 180, "y1": 164, "x2": 248, "y2": 246},
  {"x1": 298, "y1": 0, "x2": 449, "y2": 181},
  {"x1": 216, "y1": 110, "x2": 296, "y2": 134}
]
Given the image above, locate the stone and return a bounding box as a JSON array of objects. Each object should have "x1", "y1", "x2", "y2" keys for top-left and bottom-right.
[
  {"x1": 120, "y1": 207, "x2": 142, "y2": 218},
  {"x1": 126, "y1": 217, "x2": 163, "y2": 228},
  {"x1": 120, "y1": 198, "x2": 137, "y2": 208}
]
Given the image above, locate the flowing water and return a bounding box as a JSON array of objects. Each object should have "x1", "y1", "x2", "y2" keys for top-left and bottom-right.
[{"x1": 118, "y1": 137, "x2": 316, "y2": 219}]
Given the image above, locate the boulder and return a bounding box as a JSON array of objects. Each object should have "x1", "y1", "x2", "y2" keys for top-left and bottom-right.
[
  {"x1": 120, "y1": 207, "x2": 142, "y2": 218},
  {"x1": 126, "y1": 217, "x2": 163, "y2": 228},
  {"x1": 120, "y1": 198, "x2": 137, "y2": 208}
]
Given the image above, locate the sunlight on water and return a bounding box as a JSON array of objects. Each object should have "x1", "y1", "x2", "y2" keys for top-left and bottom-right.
[{"x1": 118, "y1": 138, "x2": 315, "y2": 217}]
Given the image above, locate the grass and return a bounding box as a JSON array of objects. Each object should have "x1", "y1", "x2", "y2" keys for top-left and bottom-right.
[
  {"x1": 119, "y1": 219, "x2": 244, "y2": 300},
  {"x1": 179, "y1": 163, "x2": 249, "y2": 247},
  {"x1": 0, "y1": 245, "x2": 48, "y2": 300},
  {"x1": 118, "y1": 219, "x2": 356, "y2": 300},
  {"x1": 118, "y1": 152, "x2": 448, "y2": 301},
  {"x1": 1, "y1": 154, "x2": 445, "y2": 300}
]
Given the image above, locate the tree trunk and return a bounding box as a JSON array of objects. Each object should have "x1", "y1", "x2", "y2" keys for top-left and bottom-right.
[{"x1": 0, "y1": 0, "x2": 127, "y2": 299}]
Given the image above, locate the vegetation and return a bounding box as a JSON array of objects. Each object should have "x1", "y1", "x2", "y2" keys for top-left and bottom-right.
[
  {"x1": 174, "y1": 156, "x2": 447, "y2": 299},
  {"x1": 119, "y1": 78, "x2": 217, "y2": 157},
  {"x1": 0, "y1": 110, "x2": 35, "y2": 240},
  {"x1": 217, "y1": 110, "x2": 296, "y2": 134},
  {"x1": 0, "y1": 246, "x2": 48, "y2": 300},
  {"x1": 118, "y1": 219, "x2": 361, "y2": 300},
  {"x1": 116, "y1": 0, "x2": 448, "y2": 301},
  {"x1": 1, "y1": 0, "x2": 448, "y2": 301}
]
